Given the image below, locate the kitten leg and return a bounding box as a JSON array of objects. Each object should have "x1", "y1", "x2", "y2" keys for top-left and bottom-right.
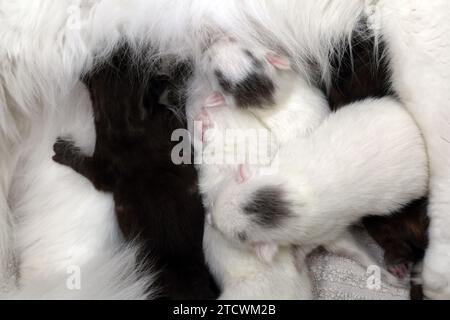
[
  {"x1": 323, "y1": 230, "x2": 406, "y2": 288},
  {"x1": 293, "y1": 245, "x2": 316, "y2": 273},
  {"x1": 387, "y1": 263, "x2": 412, "y2": 280},
  {"x1": 52, "y1": 138, "x2": 115, "y2": 192}
]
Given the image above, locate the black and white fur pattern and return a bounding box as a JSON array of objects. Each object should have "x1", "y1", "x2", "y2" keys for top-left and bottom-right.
[
  {"x1": 187, "y1": 41, "x2": 327, "y2": 299},
  {"x1": 1, "y1": 0, "x2": 450, "y2": 298},
  {"x1": 208, "y1": 98, "x2": 428, "y2": 281},
  {"x1": 196, "y1": 44, "x2": 421, "y2": 287}
]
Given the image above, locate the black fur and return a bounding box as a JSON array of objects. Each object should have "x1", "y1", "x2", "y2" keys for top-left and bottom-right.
[
  {"x1": 243, "y1": 186, "x2": 293, "y2": 228},
  {"x1": 363, "y1": 198, "x2": 429, "y2": 300},
  {"x1": 328, "y1": 35, "x2": 393, "y2": 111},
  {"x1": 53, "y1": 48, "x2": 218, "y2": 300},
  {"x1": 214, "y1": 49, "x2": 275, "y2": 109}
]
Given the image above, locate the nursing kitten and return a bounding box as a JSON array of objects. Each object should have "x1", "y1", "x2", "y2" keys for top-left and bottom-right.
[
  {"x1": 328, "y1": 35, "x2": 429, "y2": 299},
  {"x1": 52, "y1": 48, "x2": 218, "y2": 299},
  {"x1": 187, "y1": 39, "x2": 325, "y2": 299},
  {"x1": 193, "y1": 37, "x2": 419, "y2": 296},
  {"x1": 207, "y1": 97, "x2": 428, "y2": 286}
]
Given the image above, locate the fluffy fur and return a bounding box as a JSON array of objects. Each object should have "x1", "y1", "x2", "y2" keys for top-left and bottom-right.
[
  {"x1": 2, "y1": 245, "x2": 155, "y2": 300},
  {"x1": 6, "y1": 81, "x2": 155, "y2": 299},
  {"x1": 1, "y1": 0, "x2": 450, "y2": 298}
]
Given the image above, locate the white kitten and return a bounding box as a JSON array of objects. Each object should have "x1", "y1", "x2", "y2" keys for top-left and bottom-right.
[{"x1": 209, "y1": 97, "x2": 428, "y2": 288}]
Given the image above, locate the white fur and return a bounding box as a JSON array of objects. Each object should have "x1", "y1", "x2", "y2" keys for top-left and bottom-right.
[
  {"x1": 204, "y1": 223, "x2": 312, "y2": 300},
  {"x1": 210, "y1": 98, "x2": 428, "y2": 256},
  {"x1": 373, "y1": 0, "x2": 450, "y2": 299},
  {"x1": 5, "y1": 82, "x2": 155, "y2": 299},
  {"x1": 2, "y1": 245, "x2": 156, "y2": 300}
]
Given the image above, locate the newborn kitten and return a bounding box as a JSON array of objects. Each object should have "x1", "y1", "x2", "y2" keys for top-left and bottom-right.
[
  {"x1": 207, "y1": 97, "x2": 428, "y2": 289},
  {"x1": 187, "y1": 39, "x2": 328, "y2": 299},
  {"x1": 328, "y1": 35, "x2": 429, "y2": 299},
  {"x1": 52, "y1": 48, "x2": 218, "y2": 299}
]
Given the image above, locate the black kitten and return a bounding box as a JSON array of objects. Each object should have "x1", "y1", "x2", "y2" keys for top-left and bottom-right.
[{"x1": 53, "y1": 48, "x2": 218, "y2": 299}]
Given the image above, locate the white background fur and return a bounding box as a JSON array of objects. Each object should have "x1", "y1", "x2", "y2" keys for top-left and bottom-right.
[
  {"x1": 2, "y1": 82, "x2": 153, "y2": 299},
  {"x1": 376, "y1": 0, "x2": 450, "y2": 299}
]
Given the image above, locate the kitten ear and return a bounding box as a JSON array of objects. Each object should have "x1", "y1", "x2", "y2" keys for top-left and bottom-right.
[
  {"x1": 256, "y1": 243, "x2": 279, "y2": 264},
  {"x1": 237, "y1": 164, "x2": 252, "y2": 184},
  {"x1": 266, "y1": 53, "x2": 291, "y2": 70},
  {"x1": 205, "y1": 92, "x2": 226, "y2": 107}
]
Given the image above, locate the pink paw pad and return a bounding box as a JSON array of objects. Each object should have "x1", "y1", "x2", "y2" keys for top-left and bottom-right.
[
  {"x1": 237, "y1": 164, "x2": 252, "y2": 184},
  {"x1": 195, "y1": 108, "x2": 213, "y2": 142},
  {"x1": 387, "y1": 263, "x2": 411, "y2": 279}
]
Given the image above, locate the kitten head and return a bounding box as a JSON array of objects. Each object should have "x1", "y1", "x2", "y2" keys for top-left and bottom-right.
[
  {"x1": 207, "y1": 166, "x2": 296, "y2": 263},
  {"x1": 202, "y1": 38, "x2": 295, "y2": 110}
]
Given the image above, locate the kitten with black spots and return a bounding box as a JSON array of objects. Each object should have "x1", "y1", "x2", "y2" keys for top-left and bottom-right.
[
  {"x1": 188, "y1": 39, "x2": 326, "y2": 299},
  {"x1": 190, "y1": 38, "x2": 409, "y2": 297},
  {"x1": 207, "y1": 96, "x2": 428, "y2": 290}
]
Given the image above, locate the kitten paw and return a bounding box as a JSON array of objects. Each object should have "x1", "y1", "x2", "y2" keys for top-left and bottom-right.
[
  {"x1": 237, "y1": 164, "x2": 252, "y2": 184},
  {"x1": 52, "y1": 138, "x2": 80, "y2": 166},
  {"x1": 194, "y1": 108, "x2": 214, "y2": 142},
  {"x1": 294, "y1": 245, "x2": 315, "y2": 273},
  {"x1": 387, "y1": 262, "x2": 411, "y2": 279},
  {"x1": 423, "y1": 250, "x2": 450, "y2": 299}
]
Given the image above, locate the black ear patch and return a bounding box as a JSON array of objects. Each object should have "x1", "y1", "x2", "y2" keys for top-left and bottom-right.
[
  {"x1": 243, "y1": 186, "x2": 293, "y2": 228},
  {"x1": 214, "y1": 50, "x2": 275, "y2": 109}
]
